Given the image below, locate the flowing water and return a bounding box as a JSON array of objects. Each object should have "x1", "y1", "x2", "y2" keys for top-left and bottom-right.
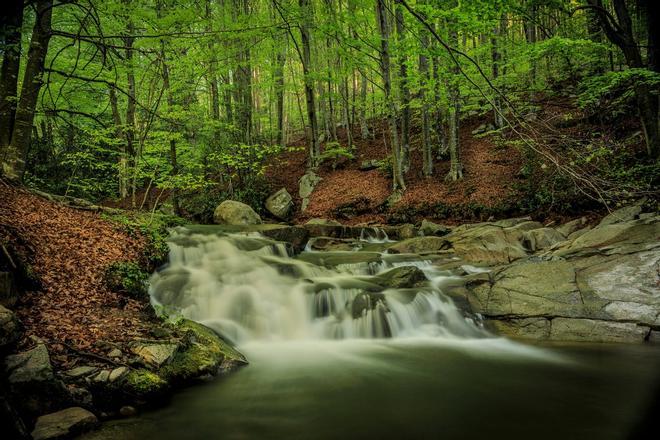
[{"x1": 84, "y1": 226, "x2": 660, "y2": 440}]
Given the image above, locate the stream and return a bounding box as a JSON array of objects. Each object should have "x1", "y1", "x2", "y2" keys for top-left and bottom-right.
[{"x1": 84, "y1": 226, "x2": 660, "y2": 440}]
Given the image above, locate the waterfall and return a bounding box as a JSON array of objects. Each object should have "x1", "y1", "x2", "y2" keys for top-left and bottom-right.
[{"x1": 149, "y1": 227, "x2": 488, "y2": 344}]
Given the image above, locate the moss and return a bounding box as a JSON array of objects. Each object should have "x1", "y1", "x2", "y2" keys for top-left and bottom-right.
[
  {"x1": 103, "y1": 261, "x2": 149, "y2": 299},
  {"x1": 122, "y1": 369, "x2": 168, "y2": 398},
  {"x1": 160, "y1": 319, "x2": 247, "y2": 384}
]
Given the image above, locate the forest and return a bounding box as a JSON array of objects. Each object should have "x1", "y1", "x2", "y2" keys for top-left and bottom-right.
[{"x1": 1, "y1": 1, "x2": 660, "y2": 440}]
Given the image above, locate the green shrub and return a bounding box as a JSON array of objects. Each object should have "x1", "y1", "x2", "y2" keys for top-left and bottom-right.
[
  {"x1": 319, "y1": 142, "x2": 354, "y2": 170},
  {"x1": 104, "y1": 261, "x2": 150, "y2": 299}
]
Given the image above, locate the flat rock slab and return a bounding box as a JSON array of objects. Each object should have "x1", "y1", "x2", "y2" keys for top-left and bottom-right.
[
  {"x1": 5, "y1": 344, "x2": 53, "y2": 383},
  {"x1": 64, "y1": 366, "x2": 97, "y2": 379},
  {"x1": 32, "y1": 407, "x2": 98, "y2": 440}
]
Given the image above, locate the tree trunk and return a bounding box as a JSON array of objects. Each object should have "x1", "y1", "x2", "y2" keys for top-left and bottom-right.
[
  {"x1": 0, "y1": 0, "x2": 23, "y2": 150},
  {"x1": 445, "y1": 28, "x2": 463, "y2": 181},
  {"x1": 4, "y1": 0, "x2": 52, "y2": 180},
  {"x1": 234, "y1": 0, "x2": 252, "y2": 144},
  {"x1": 358, "y1": 69, "x2": 370, "y2": 139},
  {"x1": 418, "y1": 2, "x2": 432, "y2": 177},
  {"x1": 491, "y1": 14, "x2": 505, "y2": 129},
  {"x1": 395, "y1": 1, "x2": 410, "y2": 173},
  {"x1": 206, "y1": 0, "x2": 220, "y2": 121},
  {"x1": 376, "y1": 0, "x2": 405, "y2": 191},
  {"x1": 299, "y1": 0, "x2": 320, "y2": 168},
  {"x1": 124, "y1": 23, "x2": 137, "y2": 208},
  {"x1": 109, "y1": 86, "x2": 128, "y2": 198}
]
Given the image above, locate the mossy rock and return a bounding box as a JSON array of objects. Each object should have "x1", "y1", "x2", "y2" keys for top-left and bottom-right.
[
  {"x1": 160, "y1": 319, "x2": 247, "y2": 384},
  {"x1": 120, "y1": 369, "x2": 169, "y2": 400}
]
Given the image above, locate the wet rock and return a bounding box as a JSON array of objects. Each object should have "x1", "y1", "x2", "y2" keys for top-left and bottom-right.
[
  {"x1": 446, "y1": 224, "x2": 528, "y2": 264},
  {"x1": 489, "y1": 318, "x2": 551, "y2": 340},
  {"x1": 213, "y1": 200, "x2": 261, "y2": 225},
  {"x1": 130, "y1": 343, "x2": 178, "y2": 368},
  {"x1": 261, "y1": 226, "x2": 309, "y2": 254},
  {"x1": 351, "y1": 291, "x2": 386, "y2": 319},
  {"x1": 299, "y1": 172, "x2": 322, "y2": 212},
  {"x1": 523, "y1": 228, "x2": 566, "y2": 251},
  {"x1": 0, "y1": 304, "x2": 21, "y2": 347},
  {"x1": 549, "y1": 318, "x2": 648, "y2": 343},
  {"x1": 265, "y1": 188, "x2": 293, "y2": 220},
  {"x1": 305, "y1": 218, "x2": 342, "y2": 226},
  {"x1": 397, "y1": 224, "x2": 418, "y2": 240},
  {"x1": 31, "y1": 407, "x2": 98, "y2": 440},
  {"x1": 373, "y1": 266, "x2": 427, "y2": 289},
  {"x1": 420, "y1": 220, "x2": 451, "y2": 237},
  {"x1": 387, "y1": 236, "x2": 449, "y2": 254},
  {"x1": 307, "y1": 237, "x2": 355, "y2": 252}
]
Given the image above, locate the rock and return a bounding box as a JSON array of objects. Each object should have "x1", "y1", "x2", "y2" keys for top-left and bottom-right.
[
  {"x1": 567, "y1": 226, "x2": 591, "y2": 241},
  {"x1": 507, "y1": 220, "x2": 544, "y2": 232},
  {"x1": 359, "y1": 159, "x2": 380, "y2": 171},
  {"x1": 0, "y1": 304, "x2": 21, "y2": 347},
  {"x1": 31, "y1": 407, "x2": 98, "y2": 440},
  {"x1": 0, "y1": 271, "x2": 17, "y2": 306},
  {"x1": 557, "y1": 217, "x2": 659, "y2": 256},
  {"x1": 67, "y1": 385, "x2": 93, "y2": 408},
  {"x1": 109, "y1": 367, "x2": 129, "y2": 383},
  {"x1": 307, "y1": 237, "x2": 355, "y2": 252},
  {"x1": 130, "y1": 343, "x2": 179, "y2": 368},
  {"x1": 265, "y1": 188, "x2": 293, "y2": 220},
  {"x1": 119, "y1": 406, "x2": 137, "y2": 417},
  {"x1": 549, "y1": 318, "x2": 648, "y2": 343},
  {"x1": 387, "y1": 236, "x2": 449, "y2": 254},
  {"x1": 372, "y1": 266, "x2": 427, "y2": 289},
  {"x1": 5, "y1": 344, "x2": 54, "y2": 384},
  {"x1": 213, "y1": 200, "x2": 261, "y2": 225},
  {"x1": 599, "y1": 204, "x2": 642, "y2": 226},
  {"x1": 471, "y1": 123, "x2": 495, "y2": 135},
  {"x1": 261, "y1": 226, "x2": 309, "y2": 254},
  {"x1": 299, "y1": 172, "x2": 322, "y2": 212},
  {"x1": 93, "y1": 370, "x2": 110, "y2": 383},
  {"x1": 446, "y1": 224, "x2": 528, "y2": 264},
  {"x1": 397, "y1": 224, "x2": 418, "y2": 240},
  {"x1": 305, "y1": 218, "x2": 342, "y2": 226},
  {"x1": 107, "y1": 348, "x2": 122, "y2": 358},
  {"x1": 522, "y1": 228, "x2": 566, "y2": 251},
  {"x1": 420, "y1": 220, "x2": 451, "y2": 237},
  {"x1": 120, "y1": 369, "x2": 169, "y2": 399},
  {"x1": 64, "y1": 366, "x2": 97, "y2": 379},
  {"x1": 557, "y1": 217, "x2": 587, "y2": 237},
  {"x1": 489, "y1": 318, "x2": 551, "y2": 340},
  {"x1": 351, "y1": 291, "x2": 387, "y2": 320}
]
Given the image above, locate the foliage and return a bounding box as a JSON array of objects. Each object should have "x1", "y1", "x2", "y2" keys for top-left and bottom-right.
[
  {"x1": 319, "y1": 142, "x2": 354, "y2": 170},
  {"x1": 103, "y1": 261, "x2": 149, "y2": 299}
]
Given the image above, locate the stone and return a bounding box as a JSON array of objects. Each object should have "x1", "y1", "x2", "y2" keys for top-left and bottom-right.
[
  {"x1": 557, "y1": 217, "x2": 587, "y2": 237},
  {"x1": 299, "y1": 172, "x2": 322, "y2": 212},
  {"x1": 557, "y1": 218, "x2": 659, "y2": 256},
  {"x1": 0, "y1": 304, "x2": 21, "y2": 347},
  {"x1": 420, "y1": 220, "x2": 451, "y2": 237},
  {"x1": 0, "y1": 271, "x2": 17, "y2": 306},
  {"x1": 359, "y1": 159, "x2": 380, "y2": 171},
  {"x1": 307, "y1": 237, "x2": 355, "y2": 252},
  {"x1": 397, "y1": 224, "x2": 418, "y2": 240},
  {"x1": 93, "y1": 370, "x2": 110, "y2": 383},
  {"x1": 471, "y1": 123, "x2": 495, "y2": 135},
  {"x1": 31, "y1": 407, "x2": 98, "y2": 440},
  {"x1": 107, "y1": 348, "x2": 122, "y2": 358},
  {"x1": 549, "y1": 318, "x2": 648, "y2": 343},
  {"x1": 489, "y1": 318, "x2": 551, "y2": 340},
  {"x1": 213, "y1": 200, "x2": 261, "y2": 225},
  {"x1": 261, "y1": 226, "x2": 309, "y2": 253},
  {"x1": 265, "y1": 188, "x2": 294, "y2": 220},
  {"x1": 523, "y1": 228, "x2": 566, "y2": 251},
  {"x1": 372, "y1": 266, "x2": 427, "y2": 289},
  {"x1": 599, "y1": 204, "x2": 642, "y2": 226},
  {"x1": 387, "y1": 236, "x2": 449, "y2": 254},
  {"x1": 305, "y1": 218, "x2": 342, "y2": 226},
  {"x1": 5, "y1": 344, "x2": 54, "y2": 383},
  {"x1": 131, "y1": 343, "x2": 178, "y2": 368},
  {"x1": 64, "y1": 366, "x2": 97, "y2": 379},
  {"x1": 119, "y1": 406, "x2": 137, "y2": 417},
  {"x1": 446, "y1": 224, "x2": 528, "y2": 264},
  {"x1": 109, "y1": 367, "x2": 129, "y2": 383},
  {"x1": 67, "y1": 385, "x2": 93, "y2": 407}
]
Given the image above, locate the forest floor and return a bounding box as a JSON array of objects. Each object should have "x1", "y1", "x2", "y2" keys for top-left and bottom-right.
[
  {"x1": 266, "y1": 113, "x2": 524, "y2": 225},
  {"x1": 0, "y1": 183, "x2": 161, "y2": 366}
]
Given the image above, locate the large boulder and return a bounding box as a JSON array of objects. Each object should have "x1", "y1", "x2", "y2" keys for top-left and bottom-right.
[
  {"x1": 420, "y1": 220, "x2": 451, "y2": 237},
  {"x1": 261, "y1": 226, "x2": 310, "y2": 253},
  {"x1": 372, "y1": 266, "x2": 427, "y2": 289},
  {"x1": 213, "y1": 200, "x2": 261, "y2": 225},
  {"x1": 265, "y1": 188, "x2": 293, "y2": 220},
  {"x1": 522, "y1": 227, "x2": 566, "y2": 251},
  {"x1": 387, "y1": 236, "x2": 449, "y2": 254},
  {"x1": 446, "y1": 224, "x2": 528, "y2": 264},
  {"x1": 0, "y1": 304, "x2": 21, "y2": 347},
  {"x1": 31, "y1": 407, "x2": 98, "y2": 440},
  {"x1": 4, "y1": 344, "x2": 70, "y2": 415},
  {"x1": 130, "y1": 342, "x2": 179, "y2": 368},
  {"x1": 299, "y1": 172, "x2": 322, "y2": 212},
  {"x1": 599, "y1": 204, "x2": 642, "y2": 226}
]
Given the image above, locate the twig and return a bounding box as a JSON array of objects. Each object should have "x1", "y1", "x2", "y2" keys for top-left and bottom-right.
[{"x1": 1, "y1": 244, "x2": 17, "y2": 269}]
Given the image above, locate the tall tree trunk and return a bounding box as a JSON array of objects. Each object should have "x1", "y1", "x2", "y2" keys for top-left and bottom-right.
[
  {"x1": 275, "y1": 49, "x2": 286, "y2": 146},
  {"x1": 234, "y1": 0, "x2": 253, "y2": 144},
  {"x1": 299, "y1": 0, "x2": 320, "y2": 168},
  {"x1": 0, "y1": 0, "x2": 23, "y2": 150},
  {"x1": 206, "y1": 0, "x2": 220, "y2": 121},
  {"x1": 446, "y1": 27, "x2": 463, "y2": 181},
  {"x1": 491, "y1": 14, "x2": 505, "y2": 129},
  {"x1": 124, "y1": 21, "x2": 137, "y2": 207},
  {"x1": 418, "y1": 1, "x2": 432, "y2": 177},
  {"x1": 376, "y1": 0, "x2": 405, "y2": 191},
  {"x1": 4, "y1": 0, "x2": 52, "y2": 180},
  {"x1": 109, "y1": 86, "x2": 128, "y2": 198},
  {"x1": 358, "y1": 69, "x2": 370, "y2": 139},
  {"x1": 395, "y1": 1, "x2": 410, "y2": 173}
]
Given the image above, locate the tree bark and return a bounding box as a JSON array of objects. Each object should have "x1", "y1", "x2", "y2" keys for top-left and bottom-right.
[
  {"x1": 395, "y1": 1, "x2": 411, "y2": 173},
  {"x1": 418, "y1": 1, "x2": 432, "y2": 177},
  {"x1": 4, "y1": 0, "x2": 52, "y2": 180},
  {"x1": 376, "y1": 0, "x2": 405, "y2": 191},
  {"x1": 445, "y1": 27, "x2": 463, "y2": 181},
  {"x1": 0, "y1": 0, "x2": 23, "y2": 149},
  {"x1": 299, "y1": 0, "x2": 320, "y2": 168}
]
